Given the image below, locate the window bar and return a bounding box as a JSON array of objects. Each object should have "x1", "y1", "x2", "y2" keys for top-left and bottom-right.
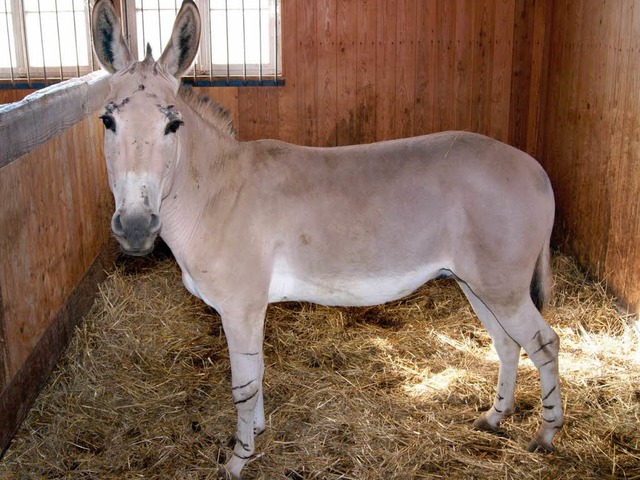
[
  {"x1": 140, "y1": 0, "x2": 147, "y2": 57},
  {"x1": 36, "y1": 0, "x2": 47, "y2": 82},
  {"x1": 241, "y1": 0, "x2": 246, "y2": 84},
  {"x1": 274, "y1": 0, "x2": 278, "y2": 84},
  {"x1": 20, "y1": 0, "x2": 31, "y2": 86},
  {"x1": 54, "y1": 0, "x2": 63, "y2": 80},
  {"x1": 207, "y1": 4, "x2": 213, "y2": 84},
  {"x1": 88, "y1": 0, "x2": 95, "y2": 70},
  {"x1": 71, "y1": 0, "x2": 80, "y2": 77},
  {"x1": 258, "y1": 0, "x2": 262, "y2": 84},
  {"x1": 156, "y1": 0, "x2": 162, "y2": 49},
  {"x1": 3, "y1": 0, "x2": 14, "y2": 84},
  {"x1": 224, "y1": 0, "x2": 230, "y2": 84}
]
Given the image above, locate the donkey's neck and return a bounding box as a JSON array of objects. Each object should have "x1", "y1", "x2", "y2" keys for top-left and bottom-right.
[{"x1": 159, "y1": 99, "x2": 244, "y2": 259}]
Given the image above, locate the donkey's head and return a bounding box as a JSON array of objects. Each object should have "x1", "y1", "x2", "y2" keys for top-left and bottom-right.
[{"x1": 92, "y1": 0, "x2": 200, "y2": 255}]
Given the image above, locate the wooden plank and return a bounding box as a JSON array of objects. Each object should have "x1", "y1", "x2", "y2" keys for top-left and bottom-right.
[
  {"x1": 453, "y1": 0, "x2": 474, "y2": 132},
  {"x1": 560, "y1": 1, "x2": 588, "y2": 260},
  {"x1": 237, "y1": 88, "x2": 261, "y2": 141},
  {"x1": 317, "y1": 0, "x2": 338, "y2": 146},
  {"x1": 0, "y1": 89, "x2": 34, "y2": 104},
  {"x1": 259, "y1": 87, "x2": 280, "y2": 140},
  {"x1": 543, "y1": 0, "x2": 585, "y2": 249},
  {"x1": 577, "y1": 1, "x2": 611, "y2": 268},
  {"x1": 394, "y1": 0, "x2": 417, "y2": 138},
  {"x1": 413, "y1": 1, "x2": 437, "y2": 135},
  {"x1": 434, "y1": 0, "x2": 455, "y2": 132},
  {"x1": 0, "y1": 71, "x2": 109, "y2": 169},
  {"x1": 355, "y1": 0, "x2": 377, "y2": 143},
  {"x1": 526, "y1": 0, "x2": 551, "y2": 157},
  {"x1": 277, "y1": 0, "x2": 298, "y2": 144},
  {"x1": 0, "y1": 245, "x2": 116, "y2": 456},
  {"x1": 470, "y1": 0, "x2": 495, "y2": 136},
  {"x1": 489, "y1": 0, "x2": 515, "y2": 142},
  {"x1": 297, "y1": 0, "x2": 318, "y2": 146},
  {"x1": 375, "y1": 0, "x2": 397, "y2": 140},
  {"x1": 336, "y1": 0, "x2": 357, "y2": 145}
]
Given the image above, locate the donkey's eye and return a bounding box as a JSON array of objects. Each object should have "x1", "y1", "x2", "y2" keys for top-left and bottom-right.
[
  {"x1": 100, "y1": 115, "x2": 116, "y2": 132},
  {"x1": 165, "y1": 119, "x2": 184, "y2": 135}
]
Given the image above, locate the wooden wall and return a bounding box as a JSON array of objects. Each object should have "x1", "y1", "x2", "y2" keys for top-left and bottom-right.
[
  {"x1": 198, "y1": 0, "x2": 550, "y2": 155},
  {"x1": 0, "y1": 78, "x2": 113, "y2": 452},
  {"x1": 0, "y1": 116, "x2": 110, "y2": 378},
  {"x1": 538, "y1": 0, "x2": 640, "y2": 311},
  {"x1": 0, "y1": 89, "x2": 33, "y2": 104}
]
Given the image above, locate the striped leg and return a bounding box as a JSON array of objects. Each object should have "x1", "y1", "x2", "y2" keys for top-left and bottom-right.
[
  {"x1": 458, "y1": 281, "x2": 521, "y2": 432},
  {"x1": 458, "y1": 282, "x2": 563, "y2": 451},
  {"x1": 218, "y1": 308, "x2": 266, "y2": 480},
  {"x1": 521, "y1": 316, "x2": 563, "y2": 452}
]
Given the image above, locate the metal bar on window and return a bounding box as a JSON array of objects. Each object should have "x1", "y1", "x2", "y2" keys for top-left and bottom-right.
[
  {"x1": 1, "y1": 0, "x2": 100, "y2": 88},
  {"x1": 241, "y1": 0, "x2": 246, "y2": 84},
  {"x1": 156, "y1": 0, "x2": 162, "y2": 48},
  {"x1": 20, "y1": 0, "x2": 31, "y2": 86},
  {"x1": 140, "y1": 0, "x2": 147, "y2": 55},
  {"x1": 258, "y1": 0, "x2": 262, "y2": 84},
  {"x1": 72, "y1": 0, "x2": 80, "y2": 77},
  {"x1": 3, "y1": 0, "x2": 15, "y2": 84},
  {"x1": 36, "y1": 0, "x2": 47, "y2": 82},
  {"x1": 224, "y1": 0, "x2": 230, "y2": 84},
  {"x1": 121, "y1": 0, "x2": 283, "y2": 89},
  {"x1": 54, "y1": 0, "x2": 63, "y2": 80},
  {"x1": 207, "y1": 2, "x2": 212, "y2": 83},
  {"x1": 274, "y1": 0, "x2": 278, "y2": 84}
]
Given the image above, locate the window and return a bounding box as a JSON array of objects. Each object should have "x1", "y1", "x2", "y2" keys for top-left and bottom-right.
[
  {"x1": 0, "y1": 0, "x2": 92, "y2": 88},
  {"x1": 126, "y1": 0, "x2": 282, "y2": 86},
  {"x1": 0, "y1": 0, "x2": 281, "y2": 89}
]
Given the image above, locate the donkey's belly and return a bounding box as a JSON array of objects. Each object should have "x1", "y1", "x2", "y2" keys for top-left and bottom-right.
[{"x1": 268, "y1": 258, "x2": 447, "y2": 306}]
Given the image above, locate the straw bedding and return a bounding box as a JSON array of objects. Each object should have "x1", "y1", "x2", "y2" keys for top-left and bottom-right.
[{"x1": 1, "y1": 248, "x2": 639, "y2": 479}]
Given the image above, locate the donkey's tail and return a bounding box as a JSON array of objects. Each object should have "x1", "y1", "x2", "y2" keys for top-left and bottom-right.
[{"x1": 530, "y1": 240, "x2": 553, "y2": 312}]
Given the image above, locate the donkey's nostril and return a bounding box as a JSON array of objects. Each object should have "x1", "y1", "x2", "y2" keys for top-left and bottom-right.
[
  {"x1": 149, "y1": 214, "x2": 161, "y2": 233},
  {"x1": 112, "y1": 213, "x2": 125, "y2": 235}
]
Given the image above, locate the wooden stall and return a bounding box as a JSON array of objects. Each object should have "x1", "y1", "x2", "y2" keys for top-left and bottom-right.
[
  {"x1": 204, "y1": 0, "x2": 550, "y2": 153},
  {"x1": 0, "y1": 73, "x2": 114, "y2": 452},
  {"x1": 1, "y1": 0, "x2": 639, "y2": 459},
  {"x1": 538, "y1": 0, "x2": 640, "y2": 312}
]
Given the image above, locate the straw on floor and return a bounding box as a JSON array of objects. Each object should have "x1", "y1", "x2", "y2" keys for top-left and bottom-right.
[{"x1": 0, "y1": 250, "x2": 638, "y2": 479}]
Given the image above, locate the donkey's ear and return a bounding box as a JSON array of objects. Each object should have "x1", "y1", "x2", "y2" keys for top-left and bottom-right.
[
  {"x1": 92, "y1": 0, "x2": 132, "y2": 73},
  {"x1": 158, "y1": 0, "x2": 201, "y2": 78}
]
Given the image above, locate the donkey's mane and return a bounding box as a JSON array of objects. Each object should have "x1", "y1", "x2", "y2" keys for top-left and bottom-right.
[{"x1": 179, "y1": 85, "x2": 237, "y2": 138}]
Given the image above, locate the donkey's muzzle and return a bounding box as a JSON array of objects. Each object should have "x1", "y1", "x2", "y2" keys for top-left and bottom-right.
[{"x1": 111, "y1": 211, "x2": 161, "y2": 256}]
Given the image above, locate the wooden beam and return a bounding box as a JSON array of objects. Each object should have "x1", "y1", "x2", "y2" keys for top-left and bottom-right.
[{"x1": 0, "y1": 71, "x2": 109, "y2": 169}]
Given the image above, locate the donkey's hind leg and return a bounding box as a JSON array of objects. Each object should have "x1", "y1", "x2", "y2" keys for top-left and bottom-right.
[
  {"x1": 457, "y1": 281, "x2": 562, "y2": 451},
  {"x1": 516, "y1": 304, "x2": 563, "y2": 452},
  {"x1": 457, "y1": 281, "x2": 521, "y2": 433}
]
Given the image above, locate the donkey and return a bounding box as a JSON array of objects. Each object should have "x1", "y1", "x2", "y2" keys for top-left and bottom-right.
[{"x1": 91, "y1": 1, "x2": 562, "y2": 477}]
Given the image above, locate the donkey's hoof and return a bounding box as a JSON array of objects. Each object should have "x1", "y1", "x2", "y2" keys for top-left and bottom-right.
[
  {"x1": 217, "y1": 465, "x2": 241, "y2": 480},
  {"x1": 526, "y1": 438, "x2": 556, "y2": 453},
  {"x1": 473, "y1": 414, "x2": 500, "y2": 434}
]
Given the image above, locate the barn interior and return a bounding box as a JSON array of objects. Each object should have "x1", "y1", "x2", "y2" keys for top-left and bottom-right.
[{"x1": 1, "y1": 1, "x2": 639, "y2": 479}]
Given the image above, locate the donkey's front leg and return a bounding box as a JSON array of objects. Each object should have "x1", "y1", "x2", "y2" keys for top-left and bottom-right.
[{"x1": 219, "y1": 306, "x2": 266, "y2": 480}]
